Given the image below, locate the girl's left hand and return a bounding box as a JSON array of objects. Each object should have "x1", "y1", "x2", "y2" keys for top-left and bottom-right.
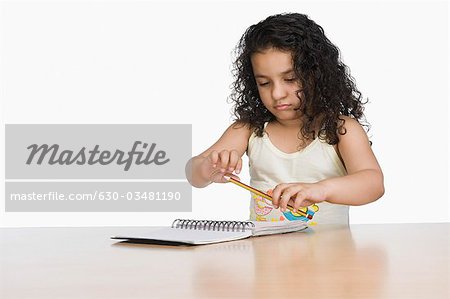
[{"x1": 270, "y1": 182, "x2": 327, "y2": 212}]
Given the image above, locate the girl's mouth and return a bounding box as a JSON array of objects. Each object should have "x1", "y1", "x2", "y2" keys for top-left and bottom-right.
[{"x1": 274, "y1": 104, "x2": 292, "y2": 110}]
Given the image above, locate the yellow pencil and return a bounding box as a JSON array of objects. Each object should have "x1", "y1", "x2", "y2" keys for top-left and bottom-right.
[{"x1": 224, "y1": 176, "x2": 313, "y2": 219}]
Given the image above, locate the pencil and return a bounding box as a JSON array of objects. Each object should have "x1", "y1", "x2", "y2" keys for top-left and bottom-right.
[{"x1": 223, "y1": 176, "x2": 313, "y2": 219}]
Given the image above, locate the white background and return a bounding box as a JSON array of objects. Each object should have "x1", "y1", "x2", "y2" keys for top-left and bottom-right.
[{"x1": 0, "y1": 0, "x2": 448, "y2": 227}]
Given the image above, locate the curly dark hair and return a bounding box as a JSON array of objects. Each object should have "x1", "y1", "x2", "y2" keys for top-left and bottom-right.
[{"x1": 229, "y1": 13, "x2": 369, "y2": 145}]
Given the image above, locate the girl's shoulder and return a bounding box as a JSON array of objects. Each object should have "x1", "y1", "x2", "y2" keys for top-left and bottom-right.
[
  {"x1": 338, "y1": 116, "x2": 366, "y2": 137},
  {"x1": 228, "y1": 121, "x2": 254, "y2": 138},
  {"x1": 336, "y1": 115, "x2": 371, "y2": 149},
  {"x1": 218, "y1": 121, "x2": 253, "y2": 149},
  {"x1": 198, "y1": 121, "x2": 252, "y2": 158}
]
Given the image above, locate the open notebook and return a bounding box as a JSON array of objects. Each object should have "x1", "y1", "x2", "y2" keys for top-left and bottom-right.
[{"x1": 111, "y1": 219, "x2": 308, "y2": 245}]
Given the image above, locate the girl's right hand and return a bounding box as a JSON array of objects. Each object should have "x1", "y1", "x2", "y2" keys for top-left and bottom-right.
[{"x1": 203, "y1": 150, "x2": 242, "y2": 183}]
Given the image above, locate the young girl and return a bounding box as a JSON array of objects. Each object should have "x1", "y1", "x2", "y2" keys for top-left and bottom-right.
[{"x1": 186, "y1": 13, "x2": 384, "y2": 224}]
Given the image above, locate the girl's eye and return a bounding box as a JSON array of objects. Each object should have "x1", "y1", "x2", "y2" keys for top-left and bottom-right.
[
  {"x1": 285, "y1": 78, "x2": 296, "y2": 82},
  {"x1": 257, "y1": 82, "x2": 269, "y2": 86}
]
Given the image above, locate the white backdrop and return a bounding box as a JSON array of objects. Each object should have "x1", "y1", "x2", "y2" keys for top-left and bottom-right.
[{"x1": 0, "y1": 0, "x2": 448, "y2": 227}]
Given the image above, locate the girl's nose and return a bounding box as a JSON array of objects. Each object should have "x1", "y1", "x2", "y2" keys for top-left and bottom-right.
[{"x1": 271, "y1": 82, "x2": 288, "y2": 100}]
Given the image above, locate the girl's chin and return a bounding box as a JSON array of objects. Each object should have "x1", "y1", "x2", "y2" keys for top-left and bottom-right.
[{"x1": 273, "y1": 113, "x2": 301, "y2": 121}]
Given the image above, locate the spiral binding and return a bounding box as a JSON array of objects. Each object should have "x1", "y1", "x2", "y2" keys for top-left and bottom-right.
[{"x1": 171, "y1": 219, "x2": 255, "y2": 232}]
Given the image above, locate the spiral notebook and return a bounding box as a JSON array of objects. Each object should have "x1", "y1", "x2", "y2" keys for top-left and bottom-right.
[{"x1": 111, "y1": 219, "x2": 308, "y2": 245}]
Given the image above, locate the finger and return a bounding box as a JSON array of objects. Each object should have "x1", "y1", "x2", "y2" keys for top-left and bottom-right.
[
  {"x1": 286, "y1": 197, "x2": 296, "y2": 208},
  {"x1": 279, "y1": 187, "x2": 297, "y2": 212},
  {"x1": 208, "y1": 151, "x2": 219, "y2": 168},
  {"x1": 293, "y1": 191, "x2": 307, "y2": 211},
  {"x1": 235, "y1": 157, "x2": 243, "y2": 174},
  {"x1": 218, "y1": 150, "x2": 230, "y2": 172},
  {"x1": 227, "y1": 150, "x2": 239, "y2": 172},
  {"x1": 271, "y1": 184, "x2": 287, "y2": 208},
  {"x1": 302, "y1": 199, "x2": 314, "y2": 207}
]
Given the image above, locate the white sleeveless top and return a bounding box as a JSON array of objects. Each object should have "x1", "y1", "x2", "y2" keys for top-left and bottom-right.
[{"x1": 247, "y1": 123, "x2": 349, "y2": 225}]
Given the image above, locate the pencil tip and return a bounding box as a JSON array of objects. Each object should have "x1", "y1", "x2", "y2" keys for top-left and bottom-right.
[{"x1": 223, "y1": 175, "x2": 230, "y2": 181}]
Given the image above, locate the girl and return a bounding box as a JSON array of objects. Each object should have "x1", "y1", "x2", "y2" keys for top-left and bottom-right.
[{"x1": 186, "y1": 13, "x2": 384, "y2": 224}]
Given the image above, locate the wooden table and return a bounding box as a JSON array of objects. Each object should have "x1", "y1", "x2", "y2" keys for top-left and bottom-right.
[{"x1": 1, "y1": 223, "x2": 449, "y2": 298}]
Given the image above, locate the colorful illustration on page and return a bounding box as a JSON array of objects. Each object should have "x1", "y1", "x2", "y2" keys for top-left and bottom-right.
[{"x1": 252, "y1": 193, "x2": 286, "y2": 222}]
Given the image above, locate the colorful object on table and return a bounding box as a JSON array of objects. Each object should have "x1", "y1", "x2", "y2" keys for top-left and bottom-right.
[
  {"x1": 224, "y1": 176, "x2": 318, "y2": 221},
  {"x1": 282, "y1": 204, "x2": 319, "y2": 221}
]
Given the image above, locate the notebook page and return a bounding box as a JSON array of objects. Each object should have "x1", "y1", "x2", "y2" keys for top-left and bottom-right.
[
  {"x1": 251, "y1": 221, "x2": 308, "y2": 236},
  {"x1": 112, "y1": 227, "x2": 253, "y2": 245}
]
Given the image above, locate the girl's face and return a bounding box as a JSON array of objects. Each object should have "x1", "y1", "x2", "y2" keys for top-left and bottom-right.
[{"x1": 251, "y1": 48, "x2": 303, "y2": 123}]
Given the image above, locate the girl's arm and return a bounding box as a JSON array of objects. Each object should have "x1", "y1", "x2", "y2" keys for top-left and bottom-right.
[
  {"x1": 321, "y1": 116, "x2": 384, "y2": 205},
  {"x1": 272, "y1": 116, "x2": 384, "y2": 210},
  {"x1": 185, "y1": 122, "x2": 251, "y2": 188}
]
